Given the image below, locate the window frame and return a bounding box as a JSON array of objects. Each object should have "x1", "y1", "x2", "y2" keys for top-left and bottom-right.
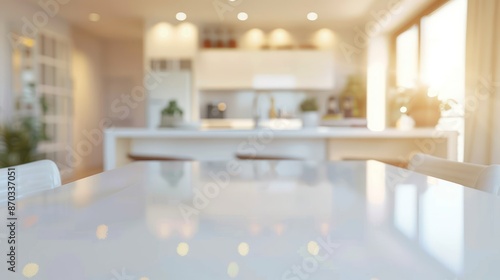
[{"x1": 390, "y1": 0, "x2": 451, "y2": 88}]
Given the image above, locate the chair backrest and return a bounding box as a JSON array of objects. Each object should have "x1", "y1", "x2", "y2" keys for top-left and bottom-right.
[
  {"x1": 408, "y1": 153, "x2": 486, "y2": 189},
  {"x1": 0, "y1": 160, "x2": 61, "y2": 200},
  {"x1": 476, "y1": 165, "x2": 500, "y2": 195}
]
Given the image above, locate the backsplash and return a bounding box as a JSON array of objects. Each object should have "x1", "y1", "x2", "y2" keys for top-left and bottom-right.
[{"x1": 199, "y1": 90, "x2": 332, "y2": 119}]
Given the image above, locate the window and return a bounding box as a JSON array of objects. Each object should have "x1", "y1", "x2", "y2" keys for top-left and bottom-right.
[
  {"x1": 393, "y1": 0, "x2": 467, "y2": 160},
  {"x1": 420, "y1": 0, "x2": 467, "y2": 103},
  {"x1": 396, "y1": 25, "x2": 419, "y2": 88}
]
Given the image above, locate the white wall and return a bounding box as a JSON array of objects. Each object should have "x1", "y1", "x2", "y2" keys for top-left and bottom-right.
[
  {"x1": 72, "y1": 33, "x2": 145, "y2": 172},
  {"x1": 72, "y1": 28, "x2": 105, "y2": 172},
  {"x1": 102, "y1": 39, "x2": 145, "y2": 127}
]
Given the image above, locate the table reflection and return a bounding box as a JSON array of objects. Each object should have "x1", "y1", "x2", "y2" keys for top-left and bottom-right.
[
  {"x1": 7, "y1": 160, "x2": 500, "y2": 279},
  {"x1": 390, "y1": 167, "x2": 465, "y2": 276}
]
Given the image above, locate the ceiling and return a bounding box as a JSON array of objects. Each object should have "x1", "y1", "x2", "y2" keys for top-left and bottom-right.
[{"x1": 27, "y1": 0, "x2": 433, "y2": 39}]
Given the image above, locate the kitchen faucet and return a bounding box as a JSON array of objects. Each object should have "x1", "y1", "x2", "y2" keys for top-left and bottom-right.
[{"x1": 252, "y1": 93, "x2": 262, "y2": 129}]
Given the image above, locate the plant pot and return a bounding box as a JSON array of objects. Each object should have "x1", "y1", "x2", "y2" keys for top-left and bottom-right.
[
  {"x1": 407, "y1": 90, "x2": 441, "y2": 127},
  {"x1": 301, "y1": 112, "x2": 319, "y2": 127},
  {"x1": 408, "y1": 109, "x2": 441, "y2": 127},
  {"x1": 160, "y1": 115, "x2": 182, "y2": 127}
]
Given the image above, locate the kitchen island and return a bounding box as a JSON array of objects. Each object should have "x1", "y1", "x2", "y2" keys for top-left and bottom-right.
[{"x1": 104, "y1": 127, "x2": 458, "y2": 170}]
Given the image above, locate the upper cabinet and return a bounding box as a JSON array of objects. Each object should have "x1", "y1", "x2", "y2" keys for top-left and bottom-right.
[
  {"x1": 195, "y1": 50, "x2": 335, "y2": 90},
  {"x1": 195, "y1": 50, "x2": 254, "y2": 89}
]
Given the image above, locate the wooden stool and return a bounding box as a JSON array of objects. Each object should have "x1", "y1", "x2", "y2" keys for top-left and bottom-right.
[
  {"x1": 128, "y1": 154, "x2": 193, "y2": 161},
  {"x1": 235, "y1": 154, "x2": 302, "y2": 160}
]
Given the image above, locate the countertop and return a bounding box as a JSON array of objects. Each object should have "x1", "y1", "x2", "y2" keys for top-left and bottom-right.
[{"x1": 105, "y1": 127, "x2": 458, "y2": 139}]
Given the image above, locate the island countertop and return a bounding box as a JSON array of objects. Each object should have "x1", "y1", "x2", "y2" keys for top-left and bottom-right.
[
  {"x1": 104, "y1": 127, "x2": 458, "y2": 139},
  {"x1": 104, "y1": 127, "x2": 459, "y2": 170}
]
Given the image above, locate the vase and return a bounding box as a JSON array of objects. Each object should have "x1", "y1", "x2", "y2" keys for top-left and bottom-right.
[
  {"x1": 408, "y1": 109, "x2": 441, "y2": 127},
  {"x1": 407, "y1": 90, "x2": 441, "y2": 127}
]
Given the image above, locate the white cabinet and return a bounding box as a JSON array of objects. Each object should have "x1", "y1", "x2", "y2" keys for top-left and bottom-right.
[
  {"x1": 195, "y1": 51, "x2": 254, "y2": 89},
  {"x1": 195, "y1": 50, "x2": 334, "y2": 90},
  {"x1": 293, "y1": 52, "x2": 334, "y2": 89}
]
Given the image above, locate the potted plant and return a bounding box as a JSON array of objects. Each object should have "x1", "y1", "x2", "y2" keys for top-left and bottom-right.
[
  {"x1": 161, "y1": 100, "x2": 183, "y2": 127},
  {"x1": 406, "y1": 87, "x2": 458, "y2": 127},
  {"x1": 300, "y1": 98, "x2": 319, "y2": 127},
  {"x1": 0, "y1": 117, "x2": 41, "y2": 168}
]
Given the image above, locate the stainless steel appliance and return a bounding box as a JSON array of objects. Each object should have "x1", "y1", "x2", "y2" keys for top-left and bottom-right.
[{"x1": 206, "y1": 102, "x2": 226, "y2": 119}]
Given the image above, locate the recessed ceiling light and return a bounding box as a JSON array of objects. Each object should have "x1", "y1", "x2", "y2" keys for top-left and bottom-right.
[
  {"x1": 307, "y1": 12, "x2": 318, "y2": 21},
  {"x1": 88, "y1": 13, "x2": 100, "y2": 22},
  {"x1": 237, "y1": 12, "x2": 248, "y2": 21},
  {"x1": 176, "y1": 12, "x2": 187, "y2": 21}
]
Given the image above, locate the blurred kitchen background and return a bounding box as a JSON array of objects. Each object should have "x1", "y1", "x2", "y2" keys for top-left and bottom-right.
[{"x1": 0, "y1": 0, "x2": 475, "y2": 181}]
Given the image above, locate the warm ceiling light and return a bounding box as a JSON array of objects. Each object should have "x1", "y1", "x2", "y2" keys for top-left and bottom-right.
[
  {"x1": 88, "y1": 13, "x2": 100, "y2": 22},
  {"x1": 307, "y1": 12, "x2": 318, "y2": 21},
  {"x1": 176, "y1": 12, "x2": 187, "y2": 21},
  {"x1": 237, "y1": 12, "x2": 248, "y2": 21}
]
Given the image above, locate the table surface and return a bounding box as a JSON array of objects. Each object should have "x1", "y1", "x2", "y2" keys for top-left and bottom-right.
[{"x1": 1, "y1": 160, "x2": 500, "y2": 280}]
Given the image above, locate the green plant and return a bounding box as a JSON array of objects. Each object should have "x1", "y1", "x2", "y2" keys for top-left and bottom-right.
[
  {"x1": 300, "y1": 98, "x2": 318, "y2": 112},
  {"x1": 39, "y1": 96, "x2": 50, "y2": 141},
  {"x1": 0, "y1": 117, "x2": 41, "y2": 167},
  {"x1": 161, "y1": 100, "x2": 183, "y2": 117}
]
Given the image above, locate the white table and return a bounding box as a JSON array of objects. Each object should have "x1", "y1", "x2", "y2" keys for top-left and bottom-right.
[{"x1": 1, "y1": 160, "x2": 499, "y2": 280}]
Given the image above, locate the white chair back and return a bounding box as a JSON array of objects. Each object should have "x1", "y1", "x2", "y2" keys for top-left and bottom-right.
[
  {"x1": 476, "y1": 165, "x2": 500, "y2": 195},
  {"x1": 409, "y1": 153, "x2": 486, "y2": 189},
  {"x1": 0, "y1": 160, "x2": 61, "y2": 200}
]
